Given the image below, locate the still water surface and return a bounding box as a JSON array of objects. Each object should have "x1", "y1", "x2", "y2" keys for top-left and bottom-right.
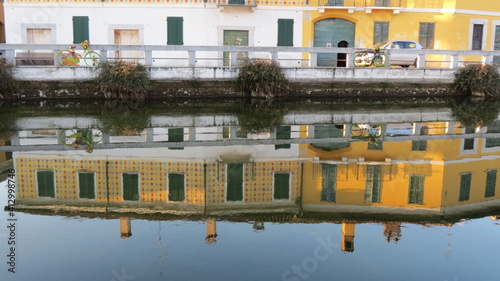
[{"x1": 0, "y1": 99, "x2": 500, "y2": 281}]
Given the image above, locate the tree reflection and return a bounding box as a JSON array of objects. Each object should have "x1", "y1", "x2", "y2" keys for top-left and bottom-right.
[
  {"x1": 451, "y1": 97, "x2": 500, "y2": 128},
  {"x1": 97, "y1": 100, "x2": 151, "y2": 136},
  {"x1": 236, "y1": 99, "x2": 287, "y2": 134}
]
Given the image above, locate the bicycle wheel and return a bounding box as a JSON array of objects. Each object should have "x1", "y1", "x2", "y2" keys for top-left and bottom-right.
[
  {"x1": 351, "y1": 126, "x2": 365, "y2": 137},
  {"x1": 56, "y1": 50, "x2": 75, "y2": 66},
  {"x1": 371, "y1": 52, "x2": 388, "y2": 67},
  {"x1": 83, "y1": 51, "x2": 101, "y2": 66},
  {"x1": 353, "y1": 52, "x2": 368, "y2": 67}
]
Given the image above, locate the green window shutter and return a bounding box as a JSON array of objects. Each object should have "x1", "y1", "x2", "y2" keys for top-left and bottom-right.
[
  {"x1": 373, "y1": 22, "x2": 389, "y2": 45},
  {"x1": 227, "y1": 163, "x2": 243, "y2": 201},
  {"x1": 168, "y1": 173, "x2": 185, "y2": 202},
  {"x1": 37, "y1": 170, "x2": 55, "y2": 198},
  {"x1": 472, "y1": 24, "x2": 484, "y2": 50},
  {"x1": 73, "y1": 16, "x2": 89, "y2": 44},
  {"x1": 485, "y1": 170, "x2": 497, "y2": 198},
  {"x1": 275, "y1": 125, "x2": 292, "y2": 149},
  {"x1": 277, "y1": 19, "x2": 294, "y2": 47},
  {"x1": 274, "y1": 173, "x2": 290, "y2": 200},
  {"x1": 123, "y1": 173, "x2": 139, "y2": 201},
  {"x1": 321, "y1": 164, "x2": 337, "y2": 202},
  {"x1": 459, "y1": 173, "x2": 472, "y2": 201},
  {"x1": 78, "y1": 172, "x2": 95, "y2": 199},
  {"x1": 368, "y1": 141, "x2": 383, "y2": 150},
  {"x1": 167, "y1": 17, "x2": 183, "y2": 45},
  {"x1": 419, "y1": 22, "x2": 435, "y2": 49},
  {"x1": 223, "y1": 127, "x2": 230, "y2": 139},
  {"x1": 408, "y1": 175, "x2": 424, "y2": 204}
]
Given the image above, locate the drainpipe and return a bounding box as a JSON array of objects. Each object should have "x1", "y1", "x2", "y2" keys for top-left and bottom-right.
[
  {"x1": 105, "y1": 160, "x2": 110, "y2": 213},
  {"x1": 299, "y1": 161, "x2": 304, "y2": 217},
  {"x1": 203, "y1": 162, "x2": 207, "y2": 215}
]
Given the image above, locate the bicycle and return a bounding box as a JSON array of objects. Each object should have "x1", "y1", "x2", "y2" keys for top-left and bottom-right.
[
  {"x1": 351, "y1": 124, "x2": 382, "y2": 142},
  {"x1": 56, "y1": 40, "x2": 101, "y2": 67},
  {"x1": 353, "y1": 48, "x2": 388, "y2": 67},
  {"x1": 60, "y1": 129, "x2": 103, "y2": 153}
]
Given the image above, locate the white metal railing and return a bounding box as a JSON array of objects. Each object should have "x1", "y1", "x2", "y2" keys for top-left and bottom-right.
[{"x1": 1, "y1": 43, "x2": 500, "y2": 69}]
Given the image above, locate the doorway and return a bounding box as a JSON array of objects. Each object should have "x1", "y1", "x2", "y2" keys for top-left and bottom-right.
[{"x1": 314, "y1": 19, "x2": 355, "y2": 67}]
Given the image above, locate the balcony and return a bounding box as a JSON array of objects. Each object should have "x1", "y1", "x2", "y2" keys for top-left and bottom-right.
[
  {"x1": 316, "y1": 0, "x2": 402, "y2": 14},
  {"x1": 217, "y1": 0, "x2": 258, "y2": 12}
]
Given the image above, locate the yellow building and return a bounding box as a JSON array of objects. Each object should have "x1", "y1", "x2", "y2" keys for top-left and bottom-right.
[{"x1": 305, "y1": 0, "x2": 500, "y2": 66}]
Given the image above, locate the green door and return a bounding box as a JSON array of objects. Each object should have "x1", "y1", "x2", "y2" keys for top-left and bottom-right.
[
  {"x1": 123, "y1": 173, "x2": 139, "y2": 201},
  {"x1": 226, "y1": 163, "x2": 243, "y2": 201},
  {"x1": 168, "y1": 173, "x2": 185, "y2": 202},
  {"x1": 78, "y1": 172, "x2": 95, "y2": 199},
  {"x1": 314, "y1": 18, "x2": 355, "y2": 67},
  {"x1": 274, "y1": 173, "x2": 290, "y2": 200},
  {"x1": 223, "y1": 30, "x2": 249, "y2": 66}
]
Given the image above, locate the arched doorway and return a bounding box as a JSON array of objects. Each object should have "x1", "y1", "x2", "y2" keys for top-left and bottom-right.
[{"x1": 314, "y1": 18, "x2": 355, "y2": 67}]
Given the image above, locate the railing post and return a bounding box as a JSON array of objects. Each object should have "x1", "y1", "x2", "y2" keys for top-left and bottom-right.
[
  {"x1": 416, "y1": 54, "x2": 426, "y2": 68},
  {"x1": 271, "y1": 51, "x2": 278, "y2": 63},
  {"x1": 345, "y1": 53, "x2": 353, "y2": 68},
  {"x1": 230, "y1": 51, "x2": 238, "y2": 67},
  {"x1": 144, "y1": 50, "x2": 153, "y2": 66},
  {"x1": 99, "y1": 50, "x2": 108, "y2": 63},
  {"x1": 188, "y1": 51, "x2": 196, "y2": 67},
  {"x1": 483, "y1": 55, "x2": 493, "y2": 65},
  {"x1": 5, "y1": 50, "x2": 15, "y2": 65},
  {"x1": 451, "y1": 54, "x2": 459, "y2": 69},
  {"x1": 310, "y1": 52, "x2": 317, "y2": 67}
]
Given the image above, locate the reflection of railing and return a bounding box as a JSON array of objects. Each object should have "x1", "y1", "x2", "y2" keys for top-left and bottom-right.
[
  {"x1": 316, "y1": 0, "x2": 401, "y2": 7},
  {"x1": 217, "y1": 0, "x2": 257, "y2": 6}
]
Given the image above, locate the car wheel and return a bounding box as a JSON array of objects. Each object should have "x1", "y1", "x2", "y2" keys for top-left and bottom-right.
[{"x1": 401, "y1": 65, "x2": 409, "y2": 68}]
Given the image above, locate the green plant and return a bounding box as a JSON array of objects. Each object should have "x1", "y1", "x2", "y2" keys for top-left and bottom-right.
[
  {"x1": 236, "y1": 59, "x2": 288, "y2": 98},
  {"x1": 451, "y1": 97, "x2": 500, "y2": 128},
  {"x1": 236, "y1": 100, "x2": 286, "y2": 133},
  {"x1": 453, "y1": 64, "x2": 500, "y2": 98},
  {"x1": 0, "y1": 63, "x2": 17, "y2": 98},
  {"x1": 96, "y1": 61, "x2": 151, "y2": 100},
  {"x1": 60, "y1": 129, "x2": 102, "y2": 153}
]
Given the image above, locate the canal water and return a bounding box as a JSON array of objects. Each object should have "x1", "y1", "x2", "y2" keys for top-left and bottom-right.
[{"x1": 0, "y1": 98, "x2": 500, "y2": 281}]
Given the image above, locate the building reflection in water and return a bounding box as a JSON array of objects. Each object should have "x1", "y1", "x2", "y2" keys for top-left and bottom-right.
[{"x1": 2, "y1": 112, "x2": 500, "y2": 253}]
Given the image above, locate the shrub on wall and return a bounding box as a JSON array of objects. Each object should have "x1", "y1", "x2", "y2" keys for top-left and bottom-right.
[
  {"x1": 236, "y1": 59, "x2": 288, "y2": 99},
  {"x1": 96, "y1": 61, "x2": 151, "y2": 100},
  {"x1": 0, "y1": 63, "x2": 17, "y2": 99},
  {"x1": 453, "y1": 64, "x2": 500, "y2": 98}
]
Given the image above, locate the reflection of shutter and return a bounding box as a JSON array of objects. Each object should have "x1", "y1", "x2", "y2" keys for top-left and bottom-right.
[
  {"x1": 37, "y1": 170, "x2": 55, "y2": 198},
  {"x1": 365, "y1": 166, "x2": 381, "y2": 203},
  {"x1": 79, "y1": 172, "x2": 95, "y2": 199},
  {"x1": 274, "y1": 173, "x2": 290, "y2": 200},
  {"x1": 485, "y1": 170, "x2": 497, "y2": 198},
  {"x1": 169, "y1": 174, "x2": 185, "y2": 201},
  {"x1": 459, "y1": 173, "x2": 471, "y2": 201},
  {"x1": 277, "y1": 19, "x2": 294, "y2": 47},
  {"x1": 227, "y1": 163, "x2": 243, "y2": 201},
  {"x1": 408, "y1": 175, "x2": 424, "y2": 204},
  {"x1": 168, "y1": 128, "x2": 184, "y2": 142},
  {"x1": 321, "y1": 164, "x2": 337, "y2": 202},
  {"x1": 167, "y1": 17, "x2": 183, "y2": 45},
  {"x1": 275, "y1": 126, "x2": 291, "y2": 150},
  {"x1": 123, "y1": 173, "x2": 139, "y2": 201},
  {"x1": 73, "y1": 16, "x2": 89, "y2": 44}
]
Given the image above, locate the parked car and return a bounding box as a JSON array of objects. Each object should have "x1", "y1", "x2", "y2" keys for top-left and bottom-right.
[{"x1": 354, "y1": 40, "x2": 424, "y2": 67}]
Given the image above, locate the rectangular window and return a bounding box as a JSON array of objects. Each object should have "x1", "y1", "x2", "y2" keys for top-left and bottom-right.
[
  {"x1": 168, "y1": 128, "x2": 184, "y2": 142},
  {"x1": 408, "y1": 175, "x2": 424, "y2": 205},
  {"x1": 494, "y1": 26, "x2": 500, "y2": 64},
  {"x1": 472, "y1": 24, "x2": 484, "y2": 50},
  {"x1": 459, "y1": 173, "x2": 472, "y2": 202},
  {"x1": 327, "y1": 0, "x2": 344, "y2": 6},
  {"x1": 365, "y1": 165, "x2": 382, "y2": 203},
  {"x1": 274, "y1": 173, "x2": 290, "y2": 200},
  {"x1": 419, "y1": 22, "x2": 435, "y2": 49},
  {"x1": 277, "y1": 19, "x2": 294, "y2": 47},
  {"x1": 168, "y1": 173, "x2": 185, "y2": 202},
  {"x1": 123, "y1": 173, "x2": 139, "y2": 201},
  {"x1": 373, "y1": 22, "x2": 389, "y2": 45},
  {"x1": 73, "y1": 16, "x2": 89, "y2": 44},
  {"x1": 412, "y1": 140, "x2": 427, "y2": 151},
  {"x1": 485, "y1": 170, "x2": 497, "y2": 198},
  {"x1": 78, "y1": 172, "x2": 95, "y2": 199},
  {"x1": 368, "y1": 141, "x2": 383, "y2": 150},
  {"x1": 463, "y1": 138, "x2": 475, "y2": 150},
  {"x1": 37, "y1": 170, "x2": 55, "y2": 198},
  {"x1": 226, "y1": 163, "x2": 243, "y2": 201},
  {"x1": 321, "y1": 164, "x2": 337, "y2": 202},
  {"x1": 167, "y1": 17, "x2": 183, "y2": 45}
]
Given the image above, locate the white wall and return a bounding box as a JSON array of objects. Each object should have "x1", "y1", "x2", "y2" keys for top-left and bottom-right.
[{"x1": 4, "y1": 3, "x2": 303, "y2": 66}]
